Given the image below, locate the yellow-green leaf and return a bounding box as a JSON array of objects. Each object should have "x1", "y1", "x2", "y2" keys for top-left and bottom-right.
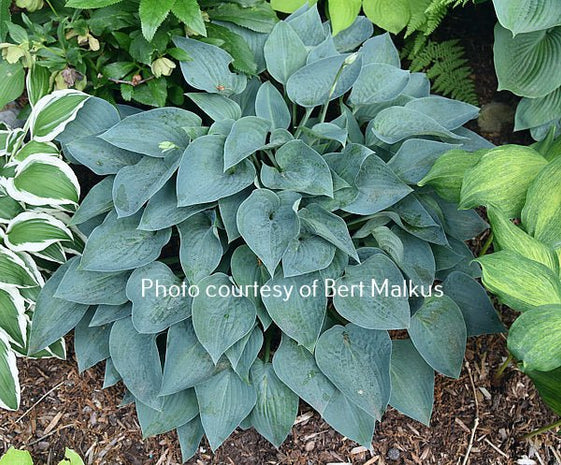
[
  {"x1": 459, "y1": 145, "x2": 547, "y2": 217},
  {"x1": 363, "y1": 0, "x2": 410, "y2": 35},
  {"x1": 476, "y1": 250, "x2": 561, "y2": 313},
  {"x1": 328, "y1": 0, "x2": 362, "y2": 36}
]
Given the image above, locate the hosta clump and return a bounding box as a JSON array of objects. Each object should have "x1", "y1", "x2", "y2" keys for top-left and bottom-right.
[
  {"x1": 421, "y1": 134, "x2": 561, "y2": 416},
  {"x1": 30, "y1": 6, "x2": 504, "y2": 459},
  {"x1": 0, "y1": 89, "x2": 88, "y2": 410}
]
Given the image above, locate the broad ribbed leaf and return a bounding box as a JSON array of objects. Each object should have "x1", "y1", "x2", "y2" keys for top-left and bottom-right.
[
  {"x1": 315, "y1": 324, "x2": 391, "y2": 419},
  {"x1": 389, "y1": 339, "x2": 434, "y2": 425},
  {"x1": 264, "y1": 21, "x2": 308, "y2": 84},
  {"x1": 349, "y1": 64, "x2": 409, "y2": 105},
  {"x1": 493, "y1": 0, "x2": 561, "y2": 34},
  {"x1": 224, "y1": 116, "x2": 271, "y2": 170},
  {"x1": 80, "y1": 211, "x2": 171, "y2": 272},
  {"x1": 405, "y1": 97, "x2": 479, "y2": 130},
  {"x1": 192, "y1": 273, "x2": 256, "y2": 363},
  {"x1": 70, "y1": 176, "x2": 114, "y2": 226},
  {"x1": 5, "y1": 212, "x2": 73, "y2": 253},
  {"x1": 176, "y1": 135, "x2": 256, "y2": 206},
  {"x1": 362, "y1": 0, "x2": 410, "y2": 34},
  {"x1": 515, "y1": 88, "x2": 561, "y2": 132},
  {"x1": 186, "y1": 93, "x2": 242, "y2": 121},
  {"x1": 460, "y1": 145, "x2": 547, "y2": 217},
  {"x1": 328, "y1": 0, "x2": 361, "y2": 36},
  {"x1": 508, "y1": 305, "x2": 561, "y2": 372},
  {"x1": 477, "y1": 251, "x2": 561, "y2": 312},
  {"x1": 255, "y1": 82, "x2": 291, "y2": 130},
  {"x1": 250, "y1": 360, "x2": 299, "y2": 447},
  {"x1": 177, "y1": 416, "x2": 205, "y2": 463},
  {"x1": 494, "y1": 24, "x2": 561, "y2": 98},
  {"x1": 195, "y1": 369, "x2": 256, "y2": 451},
  {"x1": 74, "y1": 309, "x2": 110, "y2": 373},
  {"x1": 409, "y1": 296, "x2": 466, "y2": 378}
]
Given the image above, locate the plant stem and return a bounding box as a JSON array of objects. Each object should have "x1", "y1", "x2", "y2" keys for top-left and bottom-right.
[
  {"x1": 494, "y1": 353, "x2": 514, "y2": 381},
  {"x1": 522, "y1": 418, "x2": 561, "y2": 440},
  {"x1": 479, "y1": 232, "x2": 494, "y2": 257},
  {"x1": 319, "y1": 101, "x2": 330, "y2": 124},
  {"x1": 263, "y1": 150, "x2": 279, "y2": 169},
  {"x1": 44, "y1": 0, "x2": 59, "y2": 17},
  {"x1": 294, "y1": 107, "x2": 313, "y2": 138},
  {"x1": 263, "y1": 329, "x2": 272, "y2": 363}
]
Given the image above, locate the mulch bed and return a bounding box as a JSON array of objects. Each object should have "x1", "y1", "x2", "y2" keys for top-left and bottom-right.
[{"x1": 1, "y1": 3, "x2": 560, "y2": 465}]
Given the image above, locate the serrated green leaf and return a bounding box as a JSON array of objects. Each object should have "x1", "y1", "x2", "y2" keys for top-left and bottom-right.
[{"x1": 139, "y1": 0, "x2": 175, "y2": 42}]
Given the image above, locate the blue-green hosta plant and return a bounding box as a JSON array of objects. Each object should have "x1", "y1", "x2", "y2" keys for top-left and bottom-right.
[
  {"x1": 0, "y1": 88, "x2": 89, "y2": 410},
  {"x1": 29, "y1": 7, "x2": 504, "y2": 460},
  {"x1": 420, "y1": 133, "x2": 561, "y2": 417},
  {"x1": 492, "y1": 0, "x2": 561, "y2": 140}
]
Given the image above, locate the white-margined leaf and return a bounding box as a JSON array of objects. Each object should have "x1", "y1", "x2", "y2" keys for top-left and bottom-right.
[
  {"x1": 0, "y1": 285, "x2": 27, "y2": 348},
  {"x1": 5, "y1": 212, "x2": 73, "y2": 253},
  {"x1": 0, "y1": 332, "x2": 20, "y2": 411},
  {"x1": 0, "y1": 245, "x2": 39, "y2": 287}
]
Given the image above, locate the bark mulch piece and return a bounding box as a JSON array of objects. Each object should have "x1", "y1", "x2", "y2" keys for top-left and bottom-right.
[{"x1": 1, "y1": 333, "x2": 560, "y2": 465}]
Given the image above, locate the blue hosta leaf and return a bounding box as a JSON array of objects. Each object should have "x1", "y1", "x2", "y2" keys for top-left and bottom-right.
[
  {"x1": 224, "y1": 116, "x2": 271, "y2": 170},
  {"x1": 391, "y1": 227, "x2": 435, "y2": 288},
  {"x1": 126, "y1": 262, "x2": 191, "y2": 334},
  {"x1": 237, "y1": 189, "x2": 300, "y2": 276},
  {"x1": 333, "y1": 253, "x2": 410, "y2": 329},
  {"x1": 186, "y1": 93, "x2": 242, "y2": 121},
  {"x1": 403, "y1": 73, "x2": 431, "y2": 98},
  {"x1": 195, "y1": 369, "x2": 257, "y2": 451},
  {"x1": 262, "y1": 272, "x2": 326, "y2": 350},
  {"x1": 286, "y1": 54, "x2": 362, "y2": 108},
  {"x1": 177, "y1": 417, "x2": 205, "y2": 463},
  {"x1": 250, "y1": 360, "x2": 299, "y2": 447},
  {"x1": 178, "y1": 211, "x2": 223, "y2": 283},
  {"x1": 139, "y1": 179, "x2": 213, "y2": 231},
  {"x1": 65, "y1": 136, "x2": 141, "y2": 176},
  {"x1": 349, "y1": 64, "x2": 409, "y2": 105},
  {"x1": 298, "y1": 203, "x2": 358, "y2": 261},
  {"x1": 493, "y1": 0, "x2": 561, "y2": 35},
  {"x1": 261, "y1": 140, "x2": 334, "y2": 197},
  {"x1": 273, "y1": 335, "x2": 336, "y2": 414},
  {"x1": 161, "y1": 320, "x2": 219, "y2": 396},
  {"x1": 70, "y1": 176, "x2": 114, "y2": 226},
  {"x1": 389, "y1": 339, "x2": 434, "y2": 426},
  {"x1": 286, "y1": 4, "x2": 327, "y2": 46},
  {"x1": 442, "y1": 271, "x2": 505, "y2": 337},
  {"x1": 27, "y1": 260, "x2": 89, "y2": 354},
  {"x1": 282, "y1": 225, "x2": 336, "y2": 277},
  {"x1": 494, "y1": 24, "x2": 561, "y2": 98},
  {"x1": 173, "y1": 37, "x2": 247, "y2": 96},
  {"x1": 113, "y1": 153, "x2": 181, "y2": 218},
  {"x1": 307, "y1": 36, "x2": 340, "y2": 64},
  {"x1": 333, "y1": 16, "x2": 374, "y2": 52},
  {"x1": 103, "y1": 359, "x2": 121, "y2": 389},
  {"x1": 360, "y1": 33, "x2": 400, "y2": 67},
  {"x1": 230, "y1": 245, "x2": 273, "y2": 329},
  {"x1": 109, "y1": 317, "x2": 163, "y2": 410},
  {"x1": 218, "y1": 188, "x2": 252, "y2": 243},
  {"x1": 136, "y1": 389, "x2": 199, "y2": 438},
  {"x1": 176, "y1": 135, "x2": 256, "y2": 206},
  {"x1": 74, "y1": 309, "x2": 110, "y2": 373},
  {"x1": 226, "y1": 326, "x2": 263, "y2": 383},
  {"x1": 322, "y1": 390, "x2": 376, "y2": 448},
  {"x1": 80, "y1": 211, "x2": 171, "y2": 272},
  {"x1": 89, "y1": 303, "x2": 131, "y2": 327},
  {"x1": 372, "y1": 107, "x2": 467, "y2": 144},
  {"x1": 209, "y1": 119, "x2": 234, "y2": 136},
  {"x1": 341, "y1": 154, "x2": 413, "y2": 215},
  {"x1": 515, "y1": 88, "x2": 561, "y2": 132},
  {"x1": 304, "y1": 123, "x2": 348, "y2": 146},
  {"x1": 435, "y1": 197, "x2": 489, "y2": 242},
  {"x1": 100, "y1": 108, "x2": 201, "y2": 158},
  {"x1": 405, "y1": 97, "x2": 479, "y2": 130},
  {"x1": 264, "y1": 21, "x2": 308, "y2": 85},
  {"x1": 315, "y1": 324, "x2": 391, "y2": 419},
  {"x1": 55, "y1": 256, "x2": 130, "y2": 305},
  {"x1": 255, "y1": 82, "x2": 291, "y2": 130},
  {"x1": 408, "y1": 296, "x2": 467, "y2": 378},
  {"x1": 192, "y1": 273, "x2": 256, "y2": 363}
]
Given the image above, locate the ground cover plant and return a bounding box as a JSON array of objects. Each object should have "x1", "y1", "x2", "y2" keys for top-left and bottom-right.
[
  {"x1": 420, "y1": 132, "x2": 561, "y2": 420},
  {"x1": 0, "y1": 446, "x2": 84, "y2": 464},
  {"x1": 0, "y1": 0, "x2": 277, "y2": 108},
  {"x1": 0, "y1": 88, "x2": 87, "y2": 410},
  {"x1": 27, "y1": 7, "x2": 507, "y2": 461}
]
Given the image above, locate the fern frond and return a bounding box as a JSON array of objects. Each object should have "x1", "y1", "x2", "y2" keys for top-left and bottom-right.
[{"x1": 407, "y1": 38, "x2": 478, "y2": 105}]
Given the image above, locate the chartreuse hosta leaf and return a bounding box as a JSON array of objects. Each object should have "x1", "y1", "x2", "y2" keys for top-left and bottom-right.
[
  {"x1": 522, "y1": 155, "x2": 561, "y2": 252},
  {"x1": 525, "y1": 367, "x2": 561, "y2": 416},
  {"x1": 459, "y1": 145, "x2": 547, "y2": 217},
  {"x1": 508, "y1": 305, "x2": 561, "y2": 372},
  {"x1": 362, "y1": 0, "x2": 409, "y2": 35},
  {"x1": 477, "y1": 251, "x2": 561, "y2": 312},
  {"x1": 39, "y1": 14, "x2": 497, "y2": 451}
]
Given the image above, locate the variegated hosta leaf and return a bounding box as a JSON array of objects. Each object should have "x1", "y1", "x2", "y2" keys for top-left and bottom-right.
[
  {"x1": 0, "y1": 331, "x2": 20, "y2": 411},
  {"x1": 0, "y1": 285, "x2": 27, "y2": 349},
  {"x1": 5, "y1": 212, "x2": 73, "y2": 253},
  {"x1": 5, "y1": 154, "x2": 80, "y2": 207},
  {"x1": 0, "y1": 246, "x2": 40, "y2": 288},
  {"x1": 28, "y1": 89, "x2": 89, "y2": 143}
]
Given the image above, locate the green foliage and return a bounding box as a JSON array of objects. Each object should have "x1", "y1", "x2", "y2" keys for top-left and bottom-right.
[
  {"x1": 491, "y1": 0, "x2": 561, "y2": 140},
  {"x1": 0, "y1": 447, "x2": 84, "y2": 465},
  {"x1": 0, "y1": 0, "x2": 275, "y2": 108},
  {"x1": 29, "y1": 9, "x2": 504, "y2": 459},
  {"x1": 0, "y1": 88, "x2": 87, "y2": 411},
  {"x1": 421, "y1": 136, "x2": 561, "y2": 416}
]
